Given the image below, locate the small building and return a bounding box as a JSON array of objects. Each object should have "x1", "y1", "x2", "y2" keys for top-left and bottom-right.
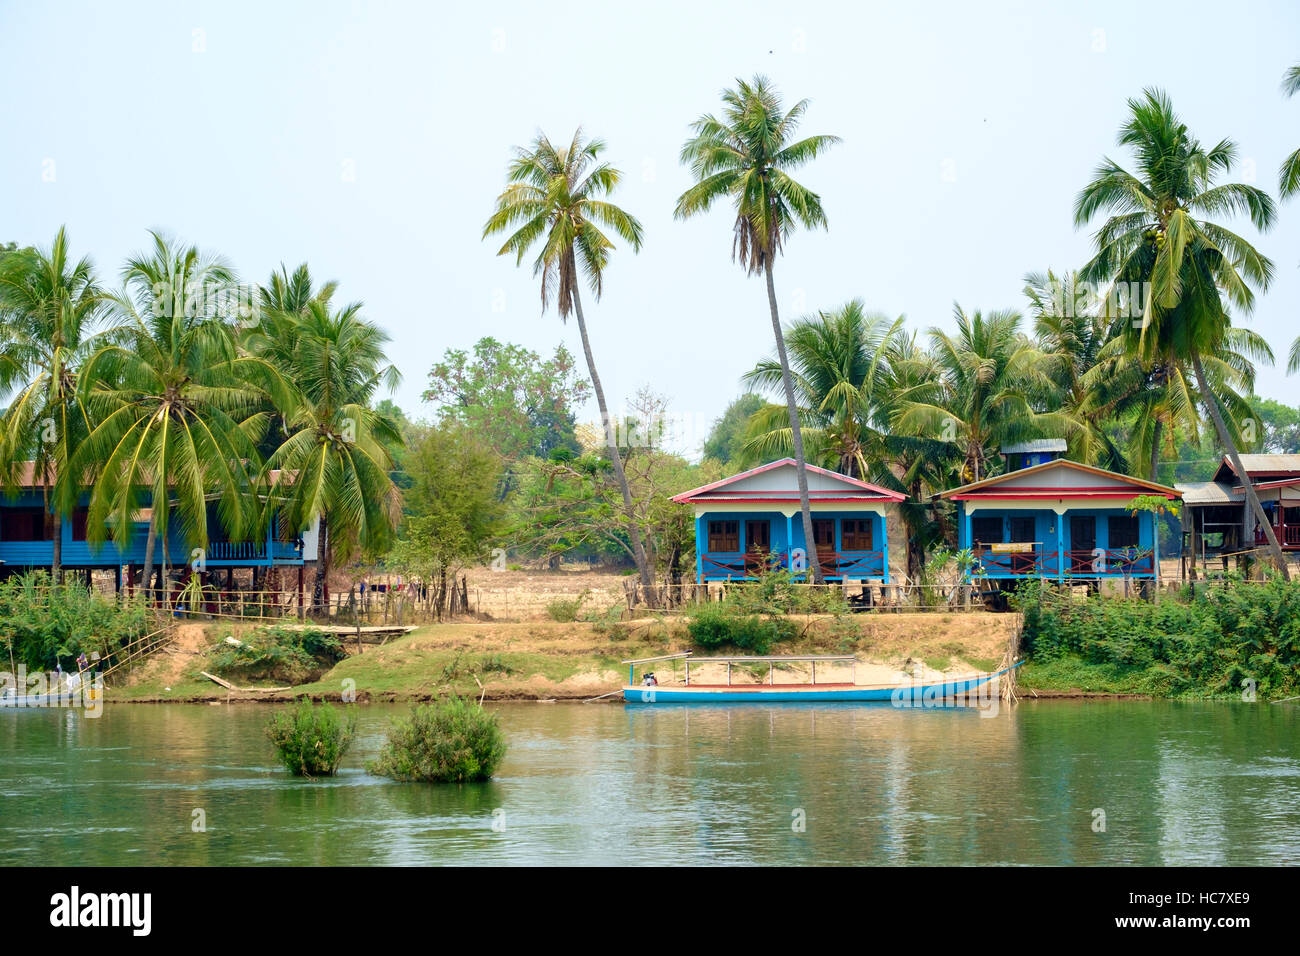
[
  {"x1": 0, "y1": 462, "x2": 317, "y2": 590},
  {"x1": 936, "y1": 454, "x2": 1181, "y2": 585},
  {"x1": 1177, "y1": 454, "x2": 1300, "y2": 560},
  {"x1": 673, "y1": 458, "x2": 906, "y2": 583}
]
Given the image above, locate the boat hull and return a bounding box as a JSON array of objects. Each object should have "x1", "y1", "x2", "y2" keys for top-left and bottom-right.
[{"x1": 623, "y1": 669, "x2": 1008, "y2": 704}]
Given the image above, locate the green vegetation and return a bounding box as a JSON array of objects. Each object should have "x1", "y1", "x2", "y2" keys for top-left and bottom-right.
[
  {"x1": 686, "y1": 570, "x2": 848, "y2": 654},
  {"x1": 265, "y1": 697, "x2": 357, "y2": 777},
  {"x1": 207, "y1": 626, "x2": 344, "y2": 685},
  {"x1": 366, "y1": 697, "x2": 507, "y2": 783},
  {"x1": 0, "y1": 571, "x2": 151, "y2": 671},
  {"x1": 545, "y1": 591, "x2": 588, "y2": 622},
  {"x1": 1016, "y1": 576, "x2": 1300, "y2": 698}
]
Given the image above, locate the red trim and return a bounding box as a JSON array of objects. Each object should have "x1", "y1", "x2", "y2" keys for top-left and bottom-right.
[
  {"x1": 953, "y1": 492, "x2": 1177, "y2": 500},
  {"x1": 691, "y1": 496, "x2": 893, "y2": 504}
]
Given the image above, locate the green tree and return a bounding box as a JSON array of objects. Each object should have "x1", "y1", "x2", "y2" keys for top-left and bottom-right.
[
  {"x1": 422, "y1": 337, "x2": 589, "y2": 461},
  {"x1": 675, "y1": 75, "x2": 840, "y2": 583},
  {"x1": 0, "y1": 227, "x2": 110, "y2": 581},
  {"x1": 73, "y1": 233, "x2": 281, "y2": 596},
  {"x1": 893, "y1": 305, "x2": 1065, "y2": 484},
  {"x1": 702, "y1": 393, "x2": 765, "y2": 467},
  {"x1": 1278, "y1": 63, "x2": 1300, "y2": 370},
  {"x1": 255, "y1": 299, "x2": 403, "y2": 610},
  {"x1": 1074, "y1": 88, "x2": 1287, "y2": 573},
  {"x1": 482, "y1": 129, "x2": 656, "y2": 596},
  {"x1": 388, "y1": 422, "x2": 503, "y2": 618}
]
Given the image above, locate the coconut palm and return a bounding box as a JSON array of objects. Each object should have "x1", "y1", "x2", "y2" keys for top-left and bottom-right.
[
  {"x1": 892, "y1": 305, "x2": 1067, "y2": 485},
  {"x1": 482, "y1": 128, "x2": 656, "y2": 596},
  {"x1": 256, "y1": 299, "x2": 402, "y2": 611},
  {"x1": 73, "y1": 233, "x2": 284, "y2": 597},
  {"x1": 675, "y1": 75, "x2": 840, "y2": 583},
  {"x1": 1023, "y1": 269, "x2": 1131, "y2": 471},
  {"x1": 1074, "y1": 88, "x2": 1287, "y2": 573},
  {"x1": 741, "y1": 300, "x2": 901, "y2": 478},
  {"x1": 0, "y1": 227, "x2": 111, "y2": 581},
  {"x1": 1278, "y1": 63, "x2": 1300, "y2": 371}
]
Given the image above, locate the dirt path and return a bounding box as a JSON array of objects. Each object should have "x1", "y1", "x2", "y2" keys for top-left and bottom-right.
[{"x1": 126, "y1": 622, "x2": 211, "y2": 689}]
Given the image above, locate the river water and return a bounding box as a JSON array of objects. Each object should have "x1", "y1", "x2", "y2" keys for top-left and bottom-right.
[{"x1": 1, "y1": 700, "x2": 1297, "y2": 865}]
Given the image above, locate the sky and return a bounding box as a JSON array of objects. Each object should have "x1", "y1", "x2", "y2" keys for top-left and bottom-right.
[{"x1": 3, "y1": 0, "x2": 1298, "y2": 459}]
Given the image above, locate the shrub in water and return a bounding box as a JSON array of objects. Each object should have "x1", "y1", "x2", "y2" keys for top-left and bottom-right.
[
  {"x1": 367, "y1": 697, "x2": 507, "y2": 783},
  {"x1": 266, "y1": 697, "x2": 357, "y2": 777}
]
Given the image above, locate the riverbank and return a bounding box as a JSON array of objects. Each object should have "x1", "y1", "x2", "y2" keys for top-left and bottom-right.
[{"x1": 111, "y1": 612, "x2": 1027, "y2": 703}]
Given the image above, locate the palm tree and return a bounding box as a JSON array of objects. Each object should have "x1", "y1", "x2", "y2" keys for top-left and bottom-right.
[
  {"x1": 482, "y1": 129, "x2": 656, "y2": 596},
  {"x1": 675, "y1": 75, "x2": 840, "y2": 583},
  {"x1": 1074, "y1": 88, "x2": 1288, "y2": 574},
  {"x1": 0, "y1": 227, "x2": 110, "y2": 581},
  {"x1": 1023, "y1": 269, "x2": 1131, "y2": 470},
  {"x1": 893, "y1": 305, "x2": 1066, "y2": 484},
  {"x1": 742, "y1": 300, "x2": 900, "y2": 478},
  {"x1": 1277, "y1": 63, "x2": 1300, "y2": 371},
  {"x1": 73, "y1": 233, "x2": 281, "y2": 598},
  {"x1": 255, "y1": 299, "x2": 402, "y2": 611}
]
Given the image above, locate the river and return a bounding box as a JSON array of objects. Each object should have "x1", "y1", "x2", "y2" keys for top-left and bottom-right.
[{"x1": 1, "y1": 700, "x2": 1297, "y2": 865}]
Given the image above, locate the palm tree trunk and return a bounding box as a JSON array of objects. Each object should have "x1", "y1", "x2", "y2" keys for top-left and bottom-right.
[
  {"x1": 1192, "y1": 353, "x2": 1290, "y2": 579},
  {"x1": 313, "y1": 513, "x2": 329, "y2": 614},
  {"x1": 142, "y1": 510, "x2": 157, "y2": 603},
  {"x1": 764, "y1": 263, "x2": 825, "y2": 584},
  {"x1": 568, "y1": 283, "x2": 656, "y2": 602}
]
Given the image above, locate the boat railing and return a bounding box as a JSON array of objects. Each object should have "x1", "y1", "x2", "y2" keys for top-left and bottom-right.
[{"x1": 621, "y1": 652, "x2": 858, "y2": 687}]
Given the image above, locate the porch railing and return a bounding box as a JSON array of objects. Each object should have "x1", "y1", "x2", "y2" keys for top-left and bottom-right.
[
  {"x1": 1255, "y1": 525, "x2": 1300, "y2": 547},
  {"x1": 975, "y1": 547, "x2": 1154, "y2": 577},
  {"x1": 700, "y1": 550, "x2": 885, "y2": 580}
]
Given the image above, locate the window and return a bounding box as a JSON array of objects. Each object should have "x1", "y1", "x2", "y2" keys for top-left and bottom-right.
[
  {"x1": 1009, "y1": 517, "x2": 1036, "y2": 543},
  {"x1": 745, "y1": 520, "x2": 770, "y2": 551},
  {"x1": 1108, "y1": 515, "x2": 1139, "y2": 549},
  {"x1": 0, "y1": 507, "x2": 53, "y2": 542},
  {"x1": 72, "y1": 507, "x2": 90, "y2": 542},
  {"x1": 707, "y1": 520, "x2": 739, "y2": 552},
  {"x1": 841, "y1": 518, "x2": 873, "y2": 550},
  {"x1": 971, "y1": 516, "x2": 1003, "y2": 545}
]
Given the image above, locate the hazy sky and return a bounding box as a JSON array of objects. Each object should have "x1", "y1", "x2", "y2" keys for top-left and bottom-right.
[{"x1": 3, "y1": 0, "x2": 1298, "y2": 458}]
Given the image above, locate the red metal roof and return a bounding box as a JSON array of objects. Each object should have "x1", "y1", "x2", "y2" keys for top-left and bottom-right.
[{"x1": 672, "y1": 458, "x2": 905, "y2": 504}]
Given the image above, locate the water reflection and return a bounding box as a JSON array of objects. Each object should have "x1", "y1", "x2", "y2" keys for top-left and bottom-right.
[{"x1": 0, "y1": 700, "x2": 1296, "y2": 865}]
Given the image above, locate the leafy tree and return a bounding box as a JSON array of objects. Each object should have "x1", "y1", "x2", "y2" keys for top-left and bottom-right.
[
  {"x1": 483, "y1": 129, "x2": 656, "y2": 595},
  {"x1": 388, "y1": 422, "x2": 503, "y2": 617},
  {"x1": 1249, "y1": 396, "x2": 1300, "y2": 454},
  {"x1": 422, "y1": 337, "x2": 588, "y2": 461},
  {"x1": 676, "y1": 75, "x2": 840, "y2": 583},
  {"x1": 702, "y1": 393, "x2": 765, "y2": 467}
]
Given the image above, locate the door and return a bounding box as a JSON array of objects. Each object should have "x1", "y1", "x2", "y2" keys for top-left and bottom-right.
[
  {"x1": 812, "y1": 519, "x2": 836, "y2": 576},
  {"x1": 745, "y1": 520, "x2": 772, "y2": 573},
  {"x1": 1070, "y1": 516, "x2": 1096, "y2": 572},
  {"x1": 1008, "y1": 516, "x2": 1037, "y2": 573}
]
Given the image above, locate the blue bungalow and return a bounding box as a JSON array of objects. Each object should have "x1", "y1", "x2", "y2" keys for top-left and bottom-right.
[
  {"x1": 0, "y1": 462, "x2": 318, "y2": 590},
  {"x1": 935, "y1": 455, "x2": 1181, "y2": 586},
  {"x1": 673, "y1": 458, "x2": 906, "y2": 583}
]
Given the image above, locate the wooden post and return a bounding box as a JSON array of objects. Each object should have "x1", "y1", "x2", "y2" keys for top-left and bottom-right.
[{"x1": 297, "y1": 565, "x2": 305, "y2": 621}]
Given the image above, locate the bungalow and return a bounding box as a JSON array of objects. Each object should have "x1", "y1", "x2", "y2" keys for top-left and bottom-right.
[
  {"x1": 935, "y1": 445, "x2": 1181, "y2": 586},
  {"x1": 0, "y1": 462, "x2": 318, "y2": 590},
  {"x1": 672, "y1": 458, "x2": 906, "y2": 583},
  {"x1": 1177, "y1": 454, "x2": 1300, "y2": 561}
]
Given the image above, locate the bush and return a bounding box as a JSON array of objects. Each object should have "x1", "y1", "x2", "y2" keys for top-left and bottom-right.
[
  {"x1": 207, "y1": 626, "x2": 344, "y2": 684},
  {"x1": 367, "y1": 697, "x2": 507, "y2": 783},
  {"x1": 545, "y1": 591, "x2": 588, "y2": 622},
  {"x1": 0, "y1": 571, "x2": 152, "y2": 672},
  {"x1": 686, "y1": 601, "x2": 794, "y2": 655},
  {"x1": 1013, "y1": 574, "x2": 1300, "y2": 698},
  {"x1": 266, "y1": 698, "x2": 357, "y2": 777}
]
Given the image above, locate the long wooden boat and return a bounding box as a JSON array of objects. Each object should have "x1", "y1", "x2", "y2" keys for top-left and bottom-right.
[{"x1": 621, "y1": 652, "x2": 1020, "y2": 704}]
